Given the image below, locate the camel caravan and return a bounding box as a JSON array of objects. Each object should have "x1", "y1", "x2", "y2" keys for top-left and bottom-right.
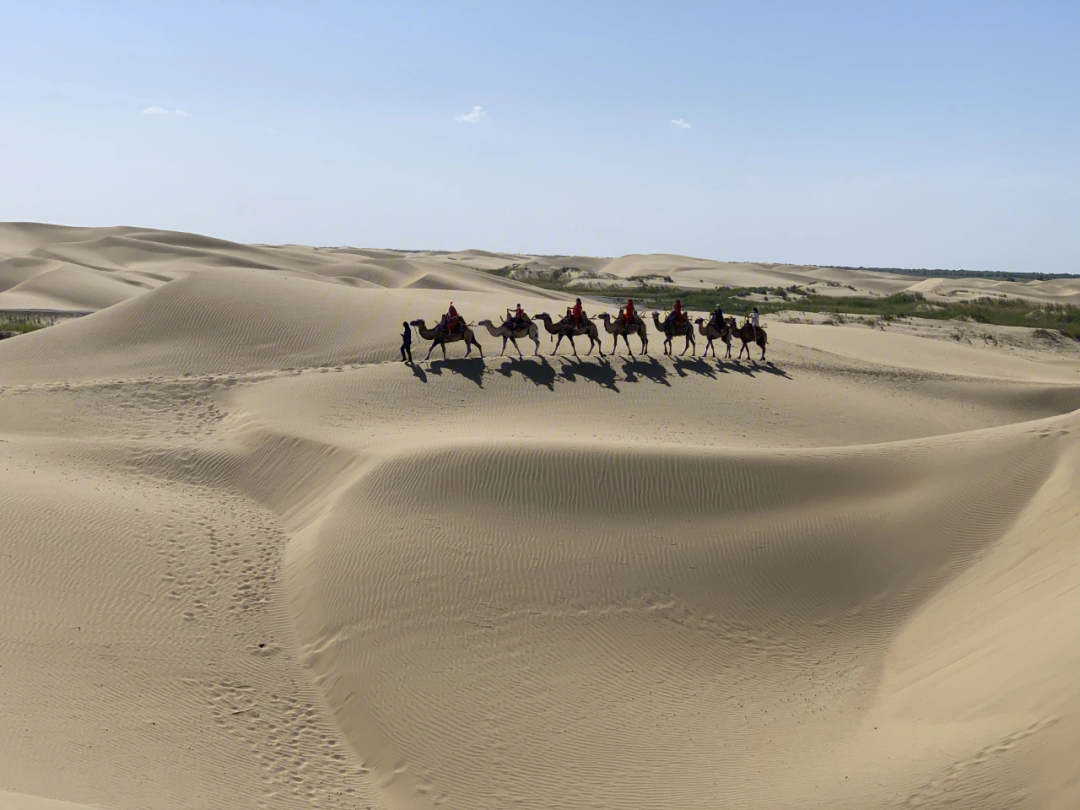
[{"x1": 408, "y1": 299, "x2": 768, "y2": 363}]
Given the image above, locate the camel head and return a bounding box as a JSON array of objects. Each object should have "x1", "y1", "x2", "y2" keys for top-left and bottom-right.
[
  {"x1": 409, "y1": 319, "x2": 425, "y2": 327},
  {"x1": 477, "y1": 319, "x2": 493, "y2": 327}
]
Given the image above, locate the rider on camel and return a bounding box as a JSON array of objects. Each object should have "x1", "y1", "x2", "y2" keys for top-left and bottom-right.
[
  {"x1": 439, "y1": 302, "x2": 462, "y2": 335},
  {"x1": 620, "y1": 298, "x2": 637, "y2": 328},
  {"x1": 504, "y1": 303, "x2": 527, "y2": 330},
  {"x1": 710, "y1": 303, "x2": 725, "y2": 331},
  {"x1": 664, "y1": 298, "x2": 686, "y2": 328},
  {"x1": 571, "y1": 297, "x2": 585, "y2": 328},
  {"x1": 745, "y1": 307, "x2": 760, "y2": 341}
]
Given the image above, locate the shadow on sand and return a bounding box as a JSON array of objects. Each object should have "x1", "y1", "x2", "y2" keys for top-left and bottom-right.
[
  {"x1": 427, "y1": 356, "x2": 487, "y2": 387},
  {"x1": 620, "y1": 357, "x2": 670, "y2": 386},
  {"x1": 495, "y1": 357, "x2": 558, "y2": 390},
  {"x1": 672, "y1": 357, "x2": 717, "y2": 379},
  {"x1": 558, "y1": 358, "x2": 620, "y2": 391}
]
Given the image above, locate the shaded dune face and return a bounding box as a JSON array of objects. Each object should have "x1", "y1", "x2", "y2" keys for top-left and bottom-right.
[{"x1": 287, "y1": 428, "x2": 1065, "y2": 810}]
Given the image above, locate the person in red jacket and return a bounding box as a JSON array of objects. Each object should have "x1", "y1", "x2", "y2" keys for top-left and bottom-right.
[
  {"x1": 439, "y1": 302, "x2": 461, "y2": 334},
  {"x1": 622, "y1": 298, "x2": 636, "y2": 327},
  {"x1": 666, "y1": 298, "x2": 685, "y2": 327},
  {"x1": 571, "y1": 297, "x2": 584, "y2": 327}
]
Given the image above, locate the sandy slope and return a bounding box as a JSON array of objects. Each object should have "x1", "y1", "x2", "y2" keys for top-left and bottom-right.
[
  {"x1": 3, "y1": 223, "x2": 1078, "y2": 314},
  {"x1": 1, "y1": 230, "x2": 1079, "y2": 809}
]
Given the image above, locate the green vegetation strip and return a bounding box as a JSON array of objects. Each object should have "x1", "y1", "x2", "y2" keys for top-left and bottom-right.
[
  {"x1": 487, "y1": 272, "x2": 1080, "y2": 339},
  {"x1": 0, "y1": 322, "x2": 45, "y2": 334}
]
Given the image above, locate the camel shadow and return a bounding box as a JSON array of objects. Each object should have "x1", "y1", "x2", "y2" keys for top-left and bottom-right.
[
  {"x1": 724, "y1": 359, "x2": 758, "y2": 377},
  {"x1": 621, "y1": 357, "x2": 670, "y2": 386},
  {"x1": 673, "y1": 357, "x2": 717, "y2": 379},
  {"x1": 558, "y1": 358, "x2": 620, "y2": 391},
  {"x1": 427, "y1": 357, "x2": 486, "y2": 387},
  {"x1": 759, "y1": 361, "x2": 792, "y2": 379},
  {"x1": 496, "y1": 357, "x2": 557, "y2": 390}
]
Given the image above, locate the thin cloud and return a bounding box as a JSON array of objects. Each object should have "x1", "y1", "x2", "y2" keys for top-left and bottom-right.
[
  {"x1": 671, "y1": 118, "x2": 691, "y2": 129},
  {"x1": 455, "y1": 105, "x2": 486, "y2": 124},
  {"x1": 174, "y1": 109, "x2": 189, "y2": 117},
  {"x1": 143, "y1": 106, "x2": 170, "y2": 115}
]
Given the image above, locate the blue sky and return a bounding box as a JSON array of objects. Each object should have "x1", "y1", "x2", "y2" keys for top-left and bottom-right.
[{"x1": 1, "y1": 1, "x2": 1077, "y2": 271}]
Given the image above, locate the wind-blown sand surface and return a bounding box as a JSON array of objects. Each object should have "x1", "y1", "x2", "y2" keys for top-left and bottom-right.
[
  {"x1": 3, "y1": 222, "x2": 1078, "y2": 313},
  {"x1": 2, "y1": 224, "x2": 1079, "y2": 809}
]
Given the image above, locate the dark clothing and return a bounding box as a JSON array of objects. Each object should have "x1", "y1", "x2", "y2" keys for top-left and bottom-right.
[{"x1": 401, "y1": 324, "x2": 412, "y2": 363}]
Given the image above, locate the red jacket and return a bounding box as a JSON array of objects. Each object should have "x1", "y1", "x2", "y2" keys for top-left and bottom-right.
[{"x1": 624, "y1": 301, "x2": 636, "y2": 322}]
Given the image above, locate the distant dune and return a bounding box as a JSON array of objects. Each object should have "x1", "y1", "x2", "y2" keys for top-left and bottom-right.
[
  {"x1": 3, "y1": 223, "x2": 1078, "y2": 314},
  {"x1": 1, "y1": 222, "x2": 1079, "y2": 810}
]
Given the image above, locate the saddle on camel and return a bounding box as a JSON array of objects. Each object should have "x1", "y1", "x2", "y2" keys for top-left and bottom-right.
[
  {"x1": 616, "y1": 298, "x2": 643, "y2": 329},
  {"x1": 564, "y1": 297, "x2": 587, "y2": 328},
  {"x1": 503, "y1": 303, "x2": 529, "y2": 330},
  {"x1": 662, "y1": 299, "x2": 688, "y2": 329},
  {"x1": 438, "y1": 302, "x2": 466, "y2": 337}
]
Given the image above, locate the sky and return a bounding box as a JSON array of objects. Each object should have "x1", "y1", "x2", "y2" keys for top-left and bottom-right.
[{"x1": 1, "y1": 1, "x2": 1078, "y2": 272}]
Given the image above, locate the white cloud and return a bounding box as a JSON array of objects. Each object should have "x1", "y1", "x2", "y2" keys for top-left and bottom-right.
[
  {"x1": 671, "y1": 118, "x2": 691, "y2": 129},
  {"x1": 174, "y1": 109, "x2": 188, "y2": 117},
  {"x1": 455, "y1": 105, "x2": 486, "y2": 124},
  {"x1": 143, "y1": 106, "x2": 170, "y2": 115}
]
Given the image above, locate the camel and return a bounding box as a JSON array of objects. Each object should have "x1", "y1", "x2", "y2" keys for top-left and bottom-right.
[
  {"x1": 651, "y1": 311, "x2": 696, "y2": 356},
  {"x1": 693, "y1": 317, "x2": 733, "y2": 359},
  {"x1": 409, "y1": 319, "x2": 483, "y2": 361},
  {"x1": 533, "y1": 313, "x2": 604, "y2": 357},
  {"x1": 597, "y1": 313, "x2": 648, "y2": 356},
  {"x1": 477, "y1": 318, "x2": 540, "y2": 357},
  {"x1": 730, "y1": 319, "x2": 768, "y2": 361}
]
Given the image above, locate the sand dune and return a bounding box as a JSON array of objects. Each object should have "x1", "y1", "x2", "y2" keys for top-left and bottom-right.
[
  {"x1": 3, "y1": 223, "x2": 1078, "y2": 315},
  {"x1": 1, "y1": 224, "x2": 1079, "y2": 809}
]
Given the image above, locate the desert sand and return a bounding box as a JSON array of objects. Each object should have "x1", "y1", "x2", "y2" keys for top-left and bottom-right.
[
  {"x1": 3, "y1": 223, "x2": 1079, "y2": 315},
  {"x1": 2, "y1": 223, "x2": 1079, "y2": 810}
]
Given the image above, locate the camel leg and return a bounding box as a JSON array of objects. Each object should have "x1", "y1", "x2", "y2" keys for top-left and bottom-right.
[
  {"x1": 551, "y1": 335, "x2": 562, "y2": 356},
  {"x1": 569, "y1": 336, "x2": 579, "y2": 357},
  {"x1": 531, "y1": 337, "x2": 540, "y2": 356}
]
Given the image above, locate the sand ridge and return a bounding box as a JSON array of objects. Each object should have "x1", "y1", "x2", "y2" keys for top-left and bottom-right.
[
  {"x1": 3, "y1": 223, "x2": 1078, "y2": 315},
  {"x1": 1, "y1": 224, "x2": 1079, "y2": 809}
]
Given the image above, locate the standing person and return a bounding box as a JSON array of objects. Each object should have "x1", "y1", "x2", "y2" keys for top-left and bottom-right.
[{"x1": 400, "y1": 321, "x2": 413, "y2": 363}]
